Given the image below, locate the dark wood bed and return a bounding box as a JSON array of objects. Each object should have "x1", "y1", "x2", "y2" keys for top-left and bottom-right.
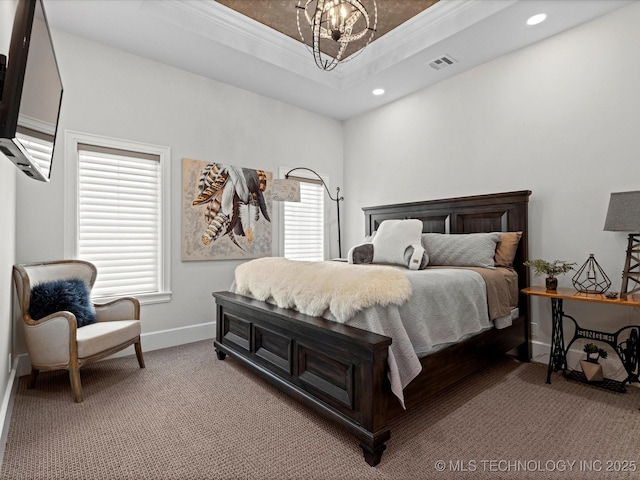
[{"x1": 212, "y1": 190, "x2": 532, "y2": 466}]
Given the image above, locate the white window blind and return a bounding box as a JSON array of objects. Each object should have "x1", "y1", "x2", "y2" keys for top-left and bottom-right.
[
  {"x1": 284, "y1": 179, "x2": 324, "y2": 261},
  {"x1": 77, "y1": 144, "x2": 162, "y2": 298},
  {"x1": 15, "y1": 130, "x2": 53, "y2": 178}
]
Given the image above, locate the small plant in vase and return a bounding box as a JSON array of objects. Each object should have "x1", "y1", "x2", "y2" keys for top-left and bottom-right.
[
  {"x1": 524, "y1": 259, "x2": 576, "y2": 291},
  {"x1": 580, "y1": 343, "x2": 608, "y2": 382},
  {"x1": 583, "y1": 343, "x2": 608, "y2": 363}
]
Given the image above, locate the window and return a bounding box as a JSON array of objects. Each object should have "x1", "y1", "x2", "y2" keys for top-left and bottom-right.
[
  {"x1": 16, "y1": 128, "x2": 54, "y2": 179},
  {"x1": 282, "y1": 172, "x2": 325, "y2": 261},
  {"x1": 65, "y1": 131, "x2": 171, "y2": 304}
]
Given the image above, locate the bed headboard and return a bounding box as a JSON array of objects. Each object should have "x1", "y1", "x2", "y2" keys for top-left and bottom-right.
[{"x1": 363, "y1": 190, "x2": 532, "y2": 313}]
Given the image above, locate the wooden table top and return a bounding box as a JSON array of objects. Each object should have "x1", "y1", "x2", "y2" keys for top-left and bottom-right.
[{"x1": 522, "y1": 286, "x2": 640, "y2": 307}]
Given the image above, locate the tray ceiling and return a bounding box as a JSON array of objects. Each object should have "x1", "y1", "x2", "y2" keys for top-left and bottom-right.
[
  {"x1": 44, "y1": 0, "x2": 633, "y2": 120},
  {"x1": 216, "y1": 1, "x2": 440, "y2": 60}
]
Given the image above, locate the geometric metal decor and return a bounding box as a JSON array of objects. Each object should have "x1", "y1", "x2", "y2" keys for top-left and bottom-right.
[
  {"x1": 620, "y1": 233, "x2": 640, "y2": 298},
  {"x1": 572, "y1": 253, "x2": 611, "y2": 294}
]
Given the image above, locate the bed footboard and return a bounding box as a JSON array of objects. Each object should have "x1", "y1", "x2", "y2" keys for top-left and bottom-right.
[{"x1": 212, "y1": 291, "x2": 393, "y2": 466}]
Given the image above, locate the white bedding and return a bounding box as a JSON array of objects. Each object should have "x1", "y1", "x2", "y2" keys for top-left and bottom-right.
[
  {"x1": 324, "y1": 267, "x2": 494, "y2": 407},
  {"x1": 232, "y1": 262, "x2": 516, "y2": 408}
]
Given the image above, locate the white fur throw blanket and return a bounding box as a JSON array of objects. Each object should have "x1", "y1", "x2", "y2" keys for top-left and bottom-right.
[{"x1": 234, "y1": 257, "x2": 412, "y2": 323}]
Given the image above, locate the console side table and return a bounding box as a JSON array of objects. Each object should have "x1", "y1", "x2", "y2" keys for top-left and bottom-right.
[{"x1": 522, "y1": 286, "x2": 640, "y2": 392}]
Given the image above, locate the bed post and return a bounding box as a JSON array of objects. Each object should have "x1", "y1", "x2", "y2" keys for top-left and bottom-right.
[
  {"x1": 212, "y1": 291, "x2": 393, "y2": 466},
  {"x1": 358, "y1": 337, "x2": 391, "y2": 466}
]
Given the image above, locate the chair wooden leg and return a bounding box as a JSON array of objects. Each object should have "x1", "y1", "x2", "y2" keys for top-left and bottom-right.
[
  {"x1": 28, "y1": 368, "x2": 39, "y2": 389},
  {"x1": 135, "y1": 341, "x2": 145, "y2": 368},
  {"x1": 69, "y1": 367, "x2": 83, "y2": 403}
]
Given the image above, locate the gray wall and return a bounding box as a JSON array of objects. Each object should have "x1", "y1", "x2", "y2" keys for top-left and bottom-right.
[
  {"x1": 13, "y1": 30, "x2": 344, "y2": 353},
  {"x1": 0, "y1": 0, "x2": 17, "y2": 456},
  {"x1": 342, "y1": 2, "x2": 640, "y2": 377},
  {"x1": 7, "y1": 2, "x2": 640, "y2": 384},
  {"x1": 0, "y1": 158, "x2": 16, "y2": 450}
]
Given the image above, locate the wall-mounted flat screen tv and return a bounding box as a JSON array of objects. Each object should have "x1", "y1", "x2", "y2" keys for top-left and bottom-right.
[{"x1": 0, "y1": 0, "x2": 63, "y2": 182}]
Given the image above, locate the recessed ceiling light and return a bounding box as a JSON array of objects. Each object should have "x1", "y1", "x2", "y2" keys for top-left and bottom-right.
[
  {"x1": 526, "y1": 13, "x2": 547, "y2": 26},
  {"x1": 372, "y1": 88, "x2": 385, "y2": 96}
]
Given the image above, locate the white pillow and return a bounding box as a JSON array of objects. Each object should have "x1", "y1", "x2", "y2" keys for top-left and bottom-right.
[
  {"x1": 421, "y1": 233, "x2": 501, "y2": 269},
  {"x1": 372, "y1": 219, "x2": 426, "y2": 269}
]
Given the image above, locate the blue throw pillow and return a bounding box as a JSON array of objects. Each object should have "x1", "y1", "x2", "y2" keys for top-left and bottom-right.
[{"x1": 29, "y1": 279, "x2": 96, "y2": 327}]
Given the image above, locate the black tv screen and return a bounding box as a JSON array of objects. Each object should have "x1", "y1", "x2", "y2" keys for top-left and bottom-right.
[{"x1": 0, "y1": 0, "x2": 63, "y2": 182}]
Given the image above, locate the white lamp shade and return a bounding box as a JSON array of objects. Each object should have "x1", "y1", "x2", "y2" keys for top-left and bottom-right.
[{"x1": 271, "y1": 178, "x2": 301, "y2": 202}]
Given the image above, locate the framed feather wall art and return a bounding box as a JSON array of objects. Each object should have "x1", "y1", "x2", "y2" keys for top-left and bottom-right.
[{"x1": 182, "y1": 158, "x2": 273, "y2": 261}]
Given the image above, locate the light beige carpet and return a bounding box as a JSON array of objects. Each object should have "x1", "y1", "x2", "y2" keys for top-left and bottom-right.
[{"x1": 1, "y1": 340, "x2": 639, "y2": 480}]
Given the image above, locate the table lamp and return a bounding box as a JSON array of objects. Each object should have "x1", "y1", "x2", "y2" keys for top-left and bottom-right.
[{"x1": 603, "y1": 191, "x2": 640, "y2": 298}]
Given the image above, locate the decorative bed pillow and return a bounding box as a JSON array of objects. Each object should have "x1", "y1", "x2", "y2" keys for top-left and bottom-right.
[
  {"x1": 494, "y1": 231, "x2": 522, "y2": 268},
  {"x1": 348, "y1": 219, "x2": 428, "y2": 269},
  {"x1": 421, "y1": 232, "x2": 501, "y2": 269},
  {"x1": 402, "y1": 244, "x2": 429, "y2": 270},
  {"x1": 29, "y1": 278, "x2": 96, "y2": 327},
  {"x1": 348, "y1": 242, "x2": 428, "y2": 270},
  {"x1": 373, "y1": 219, "x2": 423, "y2": 266},
  {"x1": 348, "y1": 243, "x2": 375, "y2": 264}
]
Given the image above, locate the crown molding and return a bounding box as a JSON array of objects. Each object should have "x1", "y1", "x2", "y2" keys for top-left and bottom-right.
[
  {"x1": 336, "y1": 0, "x2": 518, "y2": 86},
  {"x1": 155, "y1": 0, "x2": 520, "y2": 91},
  {"x1": 156, "y1": 0, "x2": 343, "y2": 89},
  {"x1": 45, "y1": 0, "x2": 635, "y2": 120}
]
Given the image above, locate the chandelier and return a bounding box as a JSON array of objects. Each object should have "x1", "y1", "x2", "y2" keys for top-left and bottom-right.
[{"x1": 296, "y1": 0, "x2": 378, "y2": 71}]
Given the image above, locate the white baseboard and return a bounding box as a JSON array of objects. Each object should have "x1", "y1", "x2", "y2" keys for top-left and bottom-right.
[
  {"x1": 531, "y1": 339, "x2": 552, "y2": 365},
  {"x1": 7, "y1": 328, "x2": 637, "y2": 444},
  {"x1": 116, "y1": 321, "x2": 216, "y2": 357},
  {"x1": 14, "y1": 330, "x2": 637, "y2": 385},
  {"x1": 0, "y1": 367, "x2": 17, "y2": 467},
  {"x1": 531, "y1": 338, "x2": 603, "y2": 370},
  {"x1": 530, "y1": 338, "x2": 637, "y2": 386},
  {"x1": 15, "y1": 321, "x2": 216, "y2": 377},
  {"x1": 6, "y1": 322, "x2": 216, "y2": 463}
]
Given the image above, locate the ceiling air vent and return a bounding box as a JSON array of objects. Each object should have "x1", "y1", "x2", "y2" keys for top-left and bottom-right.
[{"x1": 428, "y1": 54, "x2": 457, "y2": 71}]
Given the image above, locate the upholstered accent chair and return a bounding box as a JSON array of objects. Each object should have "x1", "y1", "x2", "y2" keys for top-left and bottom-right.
[{"x1": 13, "y1": 260, "x2": 145, "y2": 402}]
